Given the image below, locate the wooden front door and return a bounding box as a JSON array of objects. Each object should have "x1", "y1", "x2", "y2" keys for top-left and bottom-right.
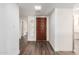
[{"x1": 36, "y1": 17, "x2": 46, "y2": 41}]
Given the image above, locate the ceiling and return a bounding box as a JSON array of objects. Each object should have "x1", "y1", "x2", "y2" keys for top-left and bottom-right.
[{"x1": 18, "y1": 3, "x2": 75, "y2": 17}]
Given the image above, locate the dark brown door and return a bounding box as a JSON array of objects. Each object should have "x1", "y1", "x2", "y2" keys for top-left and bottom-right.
[{"x1": 36, "y1": 17, "x2": 46, "y2": 41}]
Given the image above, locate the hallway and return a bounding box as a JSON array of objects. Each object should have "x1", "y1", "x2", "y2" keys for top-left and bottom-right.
[{"x1": 19, "y1": 3, "x2": 76, "y2": 55}]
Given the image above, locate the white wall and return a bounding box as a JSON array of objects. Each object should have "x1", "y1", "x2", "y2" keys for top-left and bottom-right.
[
  {"x1": 55, "y1": 8, "x2": 73, "y2": 51},
  {"x1": 74, "y1": 32, "x2": 79, "y2": 39},
  {"x1": 0, "y1": 4, "x2": 19, "y2": 55},
  {"x1": 49, "y1": 8, "x2": 73, "y2": 51},
  {"x1": 23, "y1": 17, "x2": 28, "y2": 36},
  {"x1": 49, "y1": 9, "x2": 55, "y2": 50},
  {"x1": 74, "y1": 15, "x2": 79, "y2": 39},
  {"x1": 0, "y1": 4, "x2": 7, "y2": 54},
  {"x1": 74, "y1": 15, "x2": 79, "y2": 32},
  {"x1": 28, "y1": 16, "x2": 36, "y2": 41},
  {"x1": 21, "y1": 17, "x2": 28, "y2": 36},
  {"x1": 19, "y1": 18, "x2": 22, "y2": 39}
]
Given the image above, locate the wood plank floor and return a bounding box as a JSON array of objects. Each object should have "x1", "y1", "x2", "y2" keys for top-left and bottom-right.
[
  {"x1": 19, "y1": 37, "x2": 75, "y2": 55},
  {"x1": 19, "y1": 40, "x2": 55, "y2": 55}
]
